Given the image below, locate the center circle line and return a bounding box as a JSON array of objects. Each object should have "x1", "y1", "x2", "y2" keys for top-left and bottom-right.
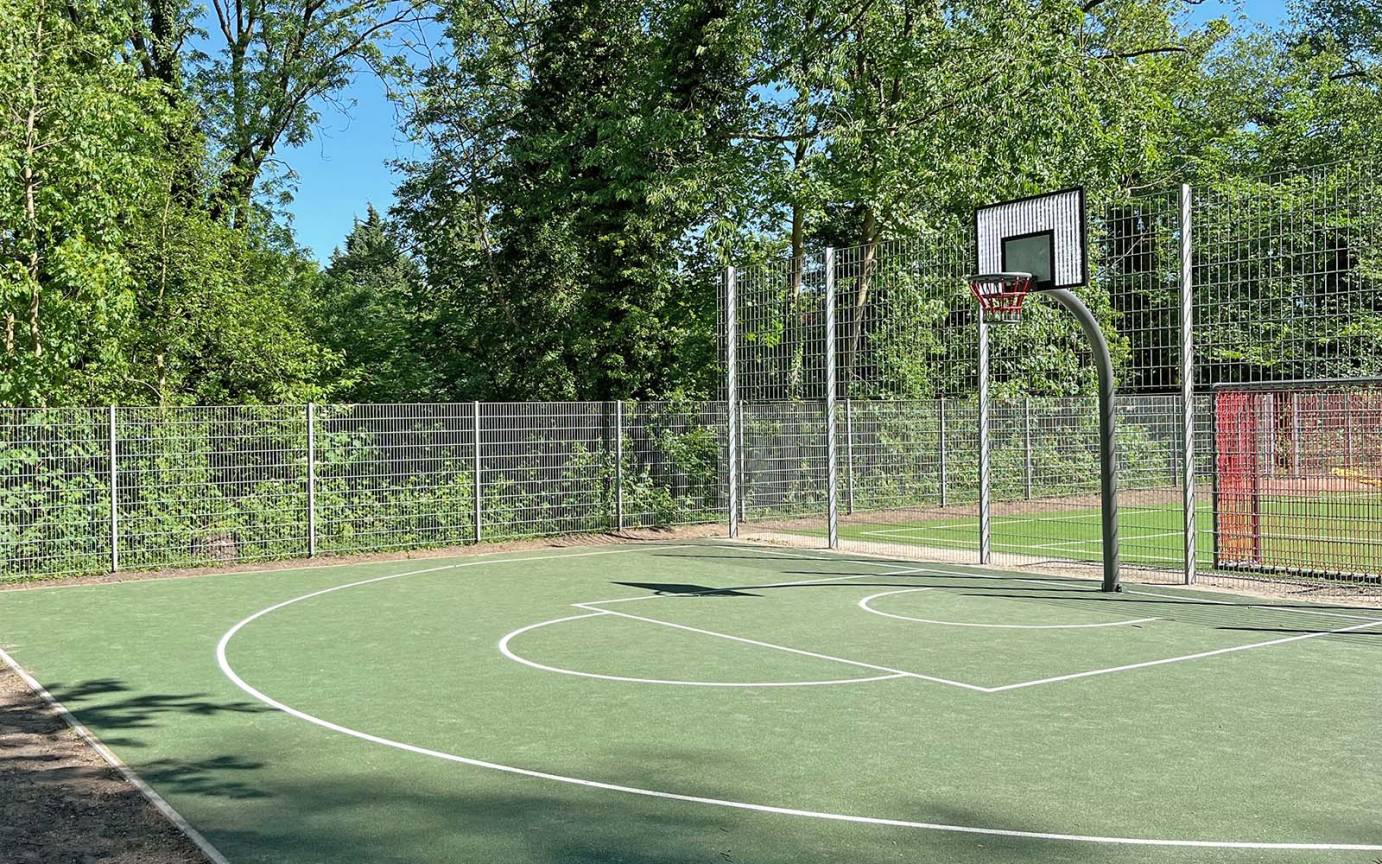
[
  {"x1": 858, "y1": 588, "x2": 1159, "y2": 629},
  {"x1": 498, "y1": 612, "x2": 904, "y2": 687}
]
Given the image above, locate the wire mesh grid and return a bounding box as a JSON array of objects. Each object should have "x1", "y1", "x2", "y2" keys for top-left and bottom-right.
[
  {"x1": 2, "y1": 166, "x2": 1379, "y2": 595},
  {"x1": 620, "y1": 401, "x2": 727, "y2": 528},
  {"x1": 316, "y1": 403, "x2": 477, "y2": 554},
  {"x1": 1212, "y1": 381, "x2": 1382, "y2": 583},
  {"x1": 726, "y1": 162, "x2": 1381, "y2": 596},
  {"x1": 0, "y1": 408, "x2": 110, "y2": 578},
  {"x1": 733, "y1": 253, "x2": 831, "y2": 402},
  {"x1": 114, "y1": 406, "x2": 309, "y2": 570},
  {"x1": 478, "y1": 402, "x2": 614, "y2": 538},
  {"x1": 1, "y1": 401, "x2": 734, "y2": 582},
  {"x1": 1193, "y1": 162, "x2": 1382, "y2": 388}
]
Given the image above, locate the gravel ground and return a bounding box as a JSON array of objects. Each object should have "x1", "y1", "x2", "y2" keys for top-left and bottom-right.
[{"x1": 0, "y1": 667, "x2": 209, "y2": 864}]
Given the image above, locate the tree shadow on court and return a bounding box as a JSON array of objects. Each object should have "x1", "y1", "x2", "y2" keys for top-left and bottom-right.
[
  {"x1": 192, "y1": 751, "x2": 1133, "y2": 864},
  {"x1": 1, "y1": 676, "x2": 273, "y2": 799},
  {"x1": 40, "y1": 677, "x2": 269, "y2": 737},
  {"x1": 0, "y1": 671, "x2": 270, "y2": 863}
]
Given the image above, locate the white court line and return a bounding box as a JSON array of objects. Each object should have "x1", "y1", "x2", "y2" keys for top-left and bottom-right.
[
  {"x1": 736, "y1": 544, "x2": 1382, "y2": 622},
  {"x1": 858, "y1": 588, "x2": 1158, "y2": 630},
  {"x1": 0, "y1": 541, "x2": 665, "y2": 594},
  {"x1": 857, "y1": 523, "x2": 972, "y2": 539},
  {"x1": 856, "y1": 513, "x2": 1106, "y2": 541},
  {"x1": 1030, "y1": 530, "x2": 1180, "y2": 550},
  {"x1": 498, "y1": 612, "x2": 905, "y2": 688},
  {"x1": 1000, "y1": 578, "x2": 1382, "y2": 627},
  {"x1": 858, "y1": 529, "x2": 956, "y2": 541},
  {"x1": 216, "y1": 544, "x2": 1382, "y2": 852},
  {"x1": 575, "y1": 563, "x2": 932, "y2": 607},
  {"x1": 725, "y1": 543, "x2": 1382, "y2": 690},
  {"x1": 572, "y1": 603, "x2": 991, "y2": 692},
  {"x1": 1122, "y1": 587, "x2": 1382, "y2": 623},
  {"x1": 985, "y1": 616, "x2": 1382, "y2": 692},
  {"x1": 501, "y1": 563, "x2": 943, "y2": 688}
]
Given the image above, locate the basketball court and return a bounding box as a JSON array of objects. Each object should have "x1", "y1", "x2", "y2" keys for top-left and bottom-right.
[
  {"x1": 1, "y1": 541, "x2": 1378, "y2": 863},
  {"x1": 4, "y1": 183, "x2": 1378, "y2": 863}
]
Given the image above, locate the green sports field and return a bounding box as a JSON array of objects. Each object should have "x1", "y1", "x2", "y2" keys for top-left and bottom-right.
[
  {"x1": 1, "y1": 541, "x2": 1379, "y2": 863},
  {"x1": 824, "y1": 494, "x2": 1382, "y2": 576}
]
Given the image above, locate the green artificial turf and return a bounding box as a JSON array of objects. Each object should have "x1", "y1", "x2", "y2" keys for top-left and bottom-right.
[
  {"x1": 1, "y1": 541, "x2": 1379, "y2": 864},
  {"x1": 822, "y1": 494, "x2": 1382, "y2": 576}
]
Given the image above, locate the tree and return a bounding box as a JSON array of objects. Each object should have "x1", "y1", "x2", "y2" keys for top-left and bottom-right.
[
  {"x1": 317, "y1": 205, "x2": 434, "y2": 401},
  {"x1": 195, "y1": 0, "x2": 428, "y2": 223},
  {"x1": 397, "y1": 0, "x2": 755, "y2": 400},
  {"x1": 0, "y1": 0, "x2": 169, "y2": 405}
]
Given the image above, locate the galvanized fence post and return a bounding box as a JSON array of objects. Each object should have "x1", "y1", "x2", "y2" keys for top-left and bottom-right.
[
  {"x1": 306, "y1": 402, "x2": 317, "y2": 557},
  {"x1": 615, "y1": 400, "x2": 624, "y2": 531},
  {"x1": 1345, "y1": 401, "x2": 1355, "y2": 463},
  {"x1": 1180, "y1": 182, "x2": 1198, "y2": 585},
  {"x1": 736, "y1": 401, "x2": 747, "y2": 525},
  {"x1": 1291, "y1": 391, "x2": 1302, "y2": 476},
  {"x1": 1023, "y1": 397, "x2": 1033, "y2": 500},
  {"x1": 108, "y1": 405, "x2": 118, "y2": 573},
  {"x1": 473, "y1": 401, "x2": 483, "y2": 544},
  {"x1": 977, "y1": 316, "x2": 992, "y2": 565},
  {"x1": 824, "y1": 248, "x2": 839, "y2": 550},
  {"x1": 844, "y1": 399, "x2": 855, "y2": 516},
  {"x1": 1262, "y1": 392, "x2": 1276, "y2": 477},
  {"x1": 726, "y1": 266, "x2": 739, "y2": 539},
  {"x1": 938, "y1": 397, "x2": 947, "y2": 508}
]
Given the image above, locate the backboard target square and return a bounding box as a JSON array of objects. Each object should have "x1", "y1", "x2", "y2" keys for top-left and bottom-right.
[{"x1": 974, "y1": 188, "x2": 1087, "y2": 290}]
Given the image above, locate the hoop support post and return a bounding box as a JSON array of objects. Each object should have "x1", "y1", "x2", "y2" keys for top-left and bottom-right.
[{"x1": 1045, "y1": 289, "x2": 1121, "y2": 592}]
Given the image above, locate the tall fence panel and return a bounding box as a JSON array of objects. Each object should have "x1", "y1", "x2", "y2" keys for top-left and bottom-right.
[
  {"x1": 478, "y1": 402, "x2": 619, "y2": 539},
  {"x1": 620, "y1": 401, "x2": 727, "y2": 529},
  {"x1": 114, "y1": 406, "x2": 308, "y2": 571},
  {"x1": 0, "y1": 408, "x2": 110, "y2": 579},
  {"x1": 1, "y1": 401, "x2": 733, "y2": 583},
  {"x1": 315, "y1": 403, "x2": 477, "y2": 554},
  {"x1": 725, "y1": 160, "x2": 1380, "y2": 595}
]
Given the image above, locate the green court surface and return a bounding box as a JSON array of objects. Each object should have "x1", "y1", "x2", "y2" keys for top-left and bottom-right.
[{"x1": 2, "y1": 541, "x2": 1380, "y2": 863}]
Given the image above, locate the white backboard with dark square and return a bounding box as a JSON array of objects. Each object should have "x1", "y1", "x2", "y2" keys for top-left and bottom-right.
[{"x1": 974, "y1": 188, "x2": 1087, "y2": 290}]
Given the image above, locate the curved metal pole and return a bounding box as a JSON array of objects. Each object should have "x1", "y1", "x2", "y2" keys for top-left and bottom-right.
[{"x1": 1045, "y1": 289, "x2": 1121, "y2": 592}]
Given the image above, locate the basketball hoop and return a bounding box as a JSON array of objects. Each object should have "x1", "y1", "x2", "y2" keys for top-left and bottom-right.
[{"x1": 966, "y1": 272, "x2": 1034, "y2": 324}]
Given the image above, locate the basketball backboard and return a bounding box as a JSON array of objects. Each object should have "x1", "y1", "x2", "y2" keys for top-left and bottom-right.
[{"x1": 974, "y1": 188, "x2": 1087, "y2": 290}]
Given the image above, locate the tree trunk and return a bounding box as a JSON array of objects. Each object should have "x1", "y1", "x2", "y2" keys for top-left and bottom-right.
[
  {"x1": 786, "y1": 189, "x2": 807, "y2": 400},
  {"x1": 21, "y1": 12, "x2": 44, "y2": 360},
  {"x1": 847, "y1": 209, "x2": 879, "y2": 388}
]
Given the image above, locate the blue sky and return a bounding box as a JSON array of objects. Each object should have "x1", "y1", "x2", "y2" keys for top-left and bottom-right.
[{"x1": 278, "y1": 0, "x2": 1290, "y2": 263}]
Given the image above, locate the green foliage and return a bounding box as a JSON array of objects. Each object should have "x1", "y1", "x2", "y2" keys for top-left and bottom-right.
[
  {"x1": 194, "y1": 0, "x2": 426, "y2": 221},
  {"x1": 395, "y1": 0, "x2": 752, "y2": 401},
  {"x1": 316, "y1": 207, "x2": 436, "y2": 402},
  {"x1": 0, "y1": 0, "x2": 168, "y2": 405}
]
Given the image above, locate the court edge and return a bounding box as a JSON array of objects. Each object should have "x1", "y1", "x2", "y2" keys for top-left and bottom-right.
[{"x1": 0, "y1": 646, "x2": 232, "y2": 864}]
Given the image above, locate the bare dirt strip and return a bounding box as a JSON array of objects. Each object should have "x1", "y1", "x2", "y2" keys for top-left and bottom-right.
[{"x1": 0, "y1": 667, "x2": 209, "y2": 863}]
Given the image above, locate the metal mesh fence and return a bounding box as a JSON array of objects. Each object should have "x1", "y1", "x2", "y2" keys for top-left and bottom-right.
[
  {"x1": 726, "y1": 161, "x2": 1381, "y2": 596},
  {"x1": 4, "y1": 164, "x2": 1379, "y2": 595},
  {"x1": 113, "y1": 405, "x2": 310, "y2": 571},
  {"x1": 1213, "y1": 380, "x2": 1382, "y2": 580},
  {"x1": 621, "y1": 401, "x2": 727, "y2": 529},
  {"x1": 0, "y1": 401, "x2": 728, "y2": 582},
  {"x1": 0, "y1": 408, "x2": 110, "y2": 578},
  {"x1": 316, "y1": 403, "x2": 476, "y2": 554},
  {"x1": 1194, "y1": 163, "x2": 1382, "y2": 388}
]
